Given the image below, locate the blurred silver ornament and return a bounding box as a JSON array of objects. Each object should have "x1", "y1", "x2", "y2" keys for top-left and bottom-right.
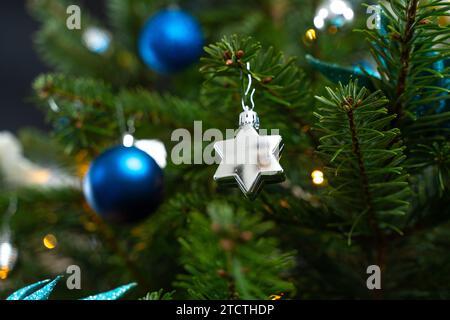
[
  {"x1": 314, "y1": 0, "x2": 354, "y2": 30},
  {"x1": 0, "y1": 237, "x2": 18, "y2": 279},
  {"x1": 0, "y1": 196, "x2": 18, "y2": 279},
  {"x1": 82, "y1": 27, "x2": 111, "y2": 54},
  {"x1": 0, "y1": 131, "x2": 79, "y2": 189}
]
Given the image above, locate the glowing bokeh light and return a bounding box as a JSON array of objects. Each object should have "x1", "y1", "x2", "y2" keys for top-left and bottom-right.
[
  {"x1": 318, "y1": 8, "x2": 329, "y2": 18},
  {"x1": 311, "y1": 170, "x2": 325, "y2": 185},
  {"x1": 82, "y1": 27, "x2": 111, "y2": 54},
  {"x1": 314, "y1": 16, "x2": 325, "y2": 29},
  {"x1": 305, "y1": 28, "x2": 317, "y2": 41},
  {"x1": 43, "y1": 234, "x2": 58, "y2": 249}
]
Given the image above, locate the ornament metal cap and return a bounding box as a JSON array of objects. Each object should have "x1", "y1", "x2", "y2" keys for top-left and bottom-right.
[{"x1": 239, "y1": 110, "x2": 259, "y2": 130}]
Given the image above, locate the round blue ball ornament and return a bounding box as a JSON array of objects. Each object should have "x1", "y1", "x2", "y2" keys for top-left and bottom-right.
[
  {"x1": 83, "y1": 145, "x2": 164, "y2": 223},
  {"x1": 138, "y1": 8, "x2": 204, "y2": 73}
]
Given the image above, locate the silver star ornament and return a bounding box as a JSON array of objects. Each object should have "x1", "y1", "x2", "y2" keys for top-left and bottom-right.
[{"x1": 213, "y1": 110, "x2": 285, "y2": 199}]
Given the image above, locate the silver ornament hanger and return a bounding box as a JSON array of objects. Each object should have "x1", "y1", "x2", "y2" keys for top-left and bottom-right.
[
  {"x1": 239, "y1": 62, "x2": 260, "y2": 130},
  {"x1": 213, "y1": 62, "x2": 285, "y2": 199}
]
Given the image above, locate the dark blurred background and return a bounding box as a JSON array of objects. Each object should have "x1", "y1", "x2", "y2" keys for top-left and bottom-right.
[{"x1": 0, "y1": 1, "x2": 105, "y2": 132}]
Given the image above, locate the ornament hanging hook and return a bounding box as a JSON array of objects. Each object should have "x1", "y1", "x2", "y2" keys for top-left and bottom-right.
[
  {"x1": 116, "y1": 103, "x2": 136, "y2": 147},
  {"x1": 240, "y1": 62, "x2": 256, "y2": 111}
]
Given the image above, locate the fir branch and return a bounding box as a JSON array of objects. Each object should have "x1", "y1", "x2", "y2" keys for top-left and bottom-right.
[
  {"x1": 360, "y1": 0, "x2": 450, "y2": 134},
  {"x1": 175, "y1": 201, "x2": 295, "y2": 299},
  {"x1": 32, "y1": 74, "x2": 203, "y2": 155},
  {"x1": 314, "y1": 81, "x2": 414, "y2": 297},
  {"x1": 343, "y1": 96, "x2": 382, "y2": 250},
  {"x1": 106, "y1": 0, "x2": 162, "y2": 51},
  {"x1": 82, "y1": 206, "x2": 152, "y2": 289},
  {"x1": 140, "y1": 289, "x2": 175, "y2": 300},
  {"x1": 201, "y1": 35, "x2": 317, "y2": 147},
  {"x1": 393, "y1": 0, "x2": 419, "y2": 118},
  {"x1": 28, "y1": 0, "x2": 144, "y2": 86},
  {"x1": 314, "y1": 81, "x2": 411, "y2": 239},
  {"x1": 33, "y1": 74, "x2": 117, "y2": 154}
]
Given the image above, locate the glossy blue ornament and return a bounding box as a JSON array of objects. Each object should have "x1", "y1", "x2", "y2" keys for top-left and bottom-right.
[
  {"x1": 83, "y1": 145, "x2": 164, "y2": 223},
  {"x1": 138, "y1": 8, "x2": 204, "y2": 74}
]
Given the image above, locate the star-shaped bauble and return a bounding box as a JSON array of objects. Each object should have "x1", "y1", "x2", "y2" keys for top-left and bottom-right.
[{"x1": 214, "y1": 124, "x2": 284, "y2": 199}]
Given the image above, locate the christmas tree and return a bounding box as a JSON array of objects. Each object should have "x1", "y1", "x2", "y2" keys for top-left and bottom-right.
[{"x1": 0, "y1": 0, "x2": 449, "y2": 300}]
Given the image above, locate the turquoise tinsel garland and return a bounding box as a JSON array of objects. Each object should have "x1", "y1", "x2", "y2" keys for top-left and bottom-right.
[{"x1": 6, "y1": 277, "x2": 136, "y2": 300}]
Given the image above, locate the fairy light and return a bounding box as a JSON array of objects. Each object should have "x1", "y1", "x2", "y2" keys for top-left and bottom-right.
[
  {"x1": 269, "y1": 293, "x2": 285, "y2": 300},
  {"x1": 305, "y1": 28, "x2": 317, "y2": 41},
  {"x1": 311, "y1": 170, "x2": 325, "y2": 185},
  {"x1": 0, "y1": 268, "x2": 9, "y2": 279},
  {"x1": 43, "y1": 234, "x2": 58, "y2": 250}
]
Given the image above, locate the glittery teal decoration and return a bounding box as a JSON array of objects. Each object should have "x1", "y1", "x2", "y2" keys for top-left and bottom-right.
[
  {"x1": 376, "y1": 10, "x2": 389, "y2": 69},
  {"x1": 307, "y1": 8, "x2": 448, "y2": 117},
  {"x1": 379, "y1": 10, "x2": 389, "y2": 37},
  {"x1": 432, "y1": 58, "x2": 449, "y2": 113},
  {"x1": 23, "y1": 276, "x2": 62, "y2": 300},
  {"x1": 81, "y1": 283, "x2": 137, "y2": 300},
  {"x1": 305, "y1": 54, "x2": 379, "y2": 90},
  {"x1": 441, "y1": 59, "x2": 450, "y2": 113},
  {"x1": 6, "y1": 279, "x2": 51, "y2": 300},
  {"x1": 416, "y1": 56, "x2": 449, "y2": 116},
  {"x1": 5, "y1": 277, "x2": 136, "y2": 300}
]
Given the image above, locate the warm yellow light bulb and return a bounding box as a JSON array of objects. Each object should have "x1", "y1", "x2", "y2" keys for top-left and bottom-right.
[
  {"x1": 0, "y1": 267, "x2": 9, "y2": 280},
  {"x1": 43, "y1": 234, "x2": 58, "y2": 249},
  {"x1": 311, "y1": 170, "x2": 324, "y2": 185},
  {"x1": 305, "y1": 28, "x2": 317, "y2": 41},
  {"x1": 269, "y1": 293, "x2": 284, "y2": 300}
]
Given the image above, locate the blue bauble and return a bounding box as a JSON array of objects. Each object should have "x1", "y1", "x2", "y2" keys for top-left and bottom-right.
[
  {"x1": 138, "y1": 8, "x2": 204, "y2": 73},
  {"x1": 83, "y1": 145, "x2": 164, "y2": 223}
]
